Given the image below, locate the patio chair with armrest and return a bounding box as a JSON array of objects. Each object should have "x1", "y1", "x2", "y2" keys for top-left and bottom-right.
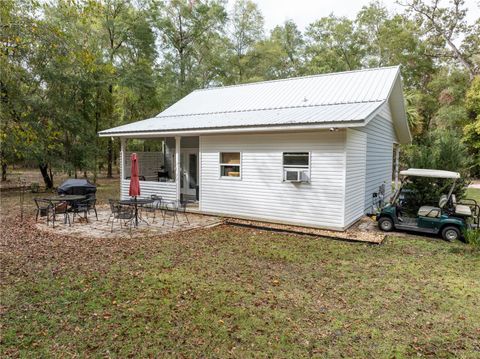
[
  {"x1": 162, "y1": 200, "x2": 180, "y2": 227},
  {"x1": 107, "y1": 199, "x2": 134, "y2": 232},
  {"x1": 70, "y1": 199, "x2": 89, "y2": 224},
  {"x1": 140, "y1": 195, "x2": 162, "y2": 223},
  {"x1": 85, "y1": 197, "x2": 98, "y2": 220},
  {"x1": 34, "y1": 198, "x2": 54, "y2": 226},
  {"x1": 53, "y1": 201, "x2": 71, "y2": 227},
  {"x1": 177, "y1": 199, "x2": 191, "y2": 225}
]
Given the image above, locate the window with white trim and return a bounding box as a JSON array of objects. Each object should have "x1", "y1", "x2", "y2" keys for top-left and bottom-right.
[
  {"x1": 283, "y1": 152, "x2": 310, "y2": 182},
  {"x1": 220, "y1": 152, "x2": 241, "y2": 178}
]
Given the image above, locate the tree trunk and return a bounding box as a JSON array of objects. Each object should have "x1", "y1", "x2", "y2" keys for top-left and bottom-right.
[
  {"x1": 1, "y1": 162, "x2": 7, "y2": 181},
  {"x1": 49, "y1": 165, "x2": 54, "y2": 188},
  {"x1": 39, "y1": 163, "x2": 53, "y2": 189},
  {"x1": 444, "y1": 37, "x2": 476, "y2": 81},
  {"x1": 107, "y1": 138, "x2": 113, "y2": 178},
  {"x1": 94, "y1": 109, "x2": 100, "y2": 183},
  {"x1": 107, "y1": 83, "x2": 114, "y2": 178},
  {"x1": 1, "y1": 149, "x2": 7, "y2": 181}
]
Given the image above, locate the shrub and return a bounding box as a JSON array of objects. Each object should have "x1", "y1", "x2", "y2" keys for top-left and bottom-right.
[
  {"x1": 463, "y1": 228, "x2": 480, "y2": 250},
  {"x1": 402, "y1": 130, "x2": 472, "y2": 214}
]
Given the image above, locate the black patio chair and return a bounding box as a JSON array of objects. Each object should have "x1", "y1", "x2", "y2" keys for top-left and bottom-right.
[
  {"x1": 34, "y1": 198, "x2": 54, "y2": 226},
  {"x1": 140, "y1": 195, "x2": 162, "y2": 223},
  {"x1": 107, "y1": 199, "x2": 134, "y2": 232},
  {"x1": 162, "y1": 201, "x2": 180, "y2": 227},
  {"x1": 70, "y1": 199, "x2": 89, "y2": 224},
  {"x1": 177, "y1": 200, "x2": 191, "y2": 225},
  {"x1": 53, "y1": 201, "x2": 71, "y2": 227},
  {"x1": 85, "y1": 197, "x2": 98, "y2": 220}
]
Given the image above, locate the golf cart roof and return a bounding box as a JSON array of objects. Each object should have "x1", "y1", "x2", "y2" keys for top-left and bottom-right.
[{"x1": 399, "y1": 168, "x2": 461, "y2": 179}]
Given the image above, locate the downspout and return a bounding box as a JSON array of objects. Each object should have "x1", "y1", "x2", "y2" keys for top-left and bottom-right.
[{"x1": 394, "y1": 145, "x2": 400, "y2": 191}]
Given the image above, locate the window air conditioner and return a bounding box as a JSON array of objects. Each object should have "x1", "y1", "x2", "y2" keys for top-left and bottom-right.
[{"x1": 284, "y1": 170, "x2": 308, "y2": 182}]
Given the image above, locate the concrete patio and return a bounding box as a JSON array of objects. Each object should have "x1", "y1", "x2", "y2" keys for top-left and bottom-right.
[{"x1": 35, "y1": 205, "x2": 223, "y2": 239}]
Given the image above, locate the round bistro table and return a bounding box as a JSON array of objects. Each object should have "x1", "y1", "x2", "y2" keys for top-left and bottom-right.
[
  {"x1": 44, "y1": 195, "x2": 86, "y2": 224},
  {"x1": 48, "y1": 195, "x2": 86, "y2": 202},
  {"x1": 119, "y1": 198, "x2": 154, "y2": 227}
]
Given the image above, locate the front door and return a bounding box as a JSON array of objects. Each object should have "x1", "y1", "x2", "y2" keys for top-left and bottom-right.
[{"x1": 180, "y1": 149, "x2": 199, "y2": 200}]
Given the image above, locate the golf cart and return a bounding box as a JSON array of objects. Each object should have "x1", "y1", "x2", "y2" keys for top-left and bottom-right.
[{"x1": 377, "y1": 168, "x2": 479, "y2": 241}]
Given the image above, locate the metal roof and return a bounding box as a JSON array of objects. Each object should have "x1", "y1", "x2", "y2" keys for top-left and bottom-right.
[
  {"x1": 400, "y1": 168, "x2": 461, "y2": 179},
  {"x1": 99, "y1": 102, "x2": 383, "y2": 134},
  {"x1": 99, "y1": 66, "x2": 411, "y2": 143}
]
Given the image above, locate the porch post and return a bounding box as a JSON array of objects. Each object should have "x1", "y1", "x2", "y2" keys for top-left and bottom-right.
[
  {"x1": 120, "y1": 138, "x2": 126, "y2": 199},
  {"x1": 175, "y1": 136, "x2": 181, "y2": 202},
  {"x1": 394, "y1": 144, "x2": 400, "y2": 191}
]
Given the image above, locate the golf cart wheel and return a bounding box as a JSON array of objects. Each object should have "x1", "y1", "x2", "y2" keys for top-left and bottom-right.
[
  {"x1": 378, "y1": 217, "x2": 394, "y2": 232},
  {"x1": 441, "y1": 226, "x2": 460, "y2": 242}
]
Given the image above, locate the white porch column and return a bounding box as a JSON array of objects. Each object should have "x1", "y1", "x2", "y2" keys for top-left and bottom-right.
[
  {"x1": 120, "y1": 138, "x2": 126, "y2": 199},
  {"x1": 394, "y1": 144, "x2": 400, "y2": 191},
  {"x1": 175, "y1": 136, "x2": 181, "y2": 202}
]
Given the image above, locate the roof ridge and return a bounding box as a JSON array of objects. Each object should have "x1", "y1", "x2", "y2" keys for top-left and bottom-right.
[
  {"x1": 193, "y1": 65, "x2": 400, "y2": 93},
  {"x1": 155, "y1": 99, "x2": 385, "y2": 119}
]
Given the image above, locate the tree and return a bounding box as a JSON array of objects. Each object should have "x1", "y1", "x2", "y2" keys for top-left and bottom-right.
[
  {"x1": 305, "y1": 15, "x2": 365, "y2": 73},
  {"x1": 0, "y1": 0, "x2": 36, "y2": 181},
  {"x1": 228, "y1": 0, "x2": 264, "y2": 82},
  {"x1": 150, "y1": 0, "x2": 227, "y2": 96},
  {"x1": 463, "y1": 76, "x2": 480, "y2": 175},
  {"x1": 402, "y1": 0, "x2": 478, "y2": 80},
  {"x1": 357, "y1": 2, "x2": 435, "y2": 89}
]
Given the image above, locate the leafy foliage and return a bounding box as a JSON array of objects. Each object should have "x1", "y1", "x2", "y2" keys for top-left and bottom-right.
[
  {"x1": 1, "y1": 0, "x2": 479, "y2": 186},
  {"x1": 402, "y1": 130, "x2": 472, "y2": 212}
]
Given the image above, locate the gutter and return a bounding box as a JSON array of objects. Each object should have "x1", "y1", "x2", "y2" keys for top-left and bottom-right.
[{"x1": 98, "y1": 120, "x2": 366, "y2": 138}]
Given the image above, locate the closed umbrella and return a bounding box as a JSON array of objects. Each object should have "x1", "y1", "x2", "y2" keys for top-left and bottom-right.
[{"x1": 129, "y1": 153, "x2": 141, "y2": 226}]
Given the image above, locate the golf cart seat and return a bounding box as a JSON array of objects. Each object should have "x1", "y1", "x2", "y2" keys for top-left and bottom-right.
[
  {"x1": 455, "y1": 204, "x2": 472, "y2": 217},
  {"x1": 451, "y1": 195, "x2": 472, "y2": 217},
  {"x1": 452, "y1": 194, "x2": 472, "y2": 217},
  {"x1": 418, "y1": 206, "x2": 441, "y2": 218}
]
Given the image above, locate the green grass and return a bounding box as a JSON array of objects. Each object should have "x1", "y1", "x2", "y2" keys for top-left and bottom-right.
[
  {"x1": 466, "y1": 188, "x2": 480, "y2": 203},
  {"x1": 1, "y1": 226, "x2": 480, "y2": 358}
]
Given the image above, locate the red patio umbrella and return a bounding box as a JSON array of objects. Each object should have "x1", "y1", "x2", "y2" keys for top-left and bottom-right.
[{"x1": 129, "y1": 153, "x2": 140, "y2": 197}]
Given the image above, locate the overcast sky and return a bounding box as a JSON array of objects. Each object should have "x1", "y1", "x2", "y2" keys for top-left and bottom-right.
[{"x1": 229, "y1": 0, "x2": 480, "y2": 32}]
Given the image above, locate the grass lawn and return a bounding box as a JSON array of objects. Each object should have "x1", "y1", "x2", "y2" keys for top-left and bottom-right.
[
  {"x1": 1, "y1": 222, "x2": 480, "y2": 357},
  {"x1": 1, "y1": 180, "x2": 479, "y2": 357},
  {"x1": 466, "y1": 188, "x2": 480, "y2": 203}
]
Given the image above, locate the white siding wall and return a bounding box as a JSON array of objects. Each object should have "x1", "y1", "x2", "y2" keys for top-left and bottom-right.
[
  {"x1": 121, "y1": 180, "x2": 176, "y2": 201},
  {"x1": 199, "y1": 131, "x2": 346, "y2": 230},
  {"x1": 358, "y1": 102, "x2": 397, "y2": 213},
  {"x1": 344, "y1": 129, "x2": 367, "y2": 227}
]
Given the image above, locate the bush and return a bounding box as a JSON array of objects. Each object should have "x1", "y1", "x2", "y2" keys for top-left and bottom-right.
[
  {"x1": 30, "y1": 182, "x2": 40, "y2": 193},
  {"x1": 402, "y1": 130, "x2": 472, "y2": 214},
  {"x1": 463, "y1": 228, "x2": 480, "y2": 249}
]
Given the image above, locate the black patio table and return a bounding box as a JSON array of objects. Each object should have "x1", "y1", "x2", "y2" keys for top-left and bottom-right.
[
  {"x1": 44, "y1": 195, "x2": 86, "y2": 224},
  {"x1": 48, "y1": 195, "x2": 86, "y2": 202},
  {"x1": 119, "y1": 198, "x2": 154, "y2": 227}
]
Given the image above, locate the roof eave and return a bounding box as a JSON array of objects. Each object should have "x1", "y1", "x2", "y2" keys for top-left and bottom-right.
[
  {"x1": 389, "y1": 68, "x2": 412, "y2": 144},
  {"x1": 98, "y1": 120, "x2": 365, "y2": 138}
]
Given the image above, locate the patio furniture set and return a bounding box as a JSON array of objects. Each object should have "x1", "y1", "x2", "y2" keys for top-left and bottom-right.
[
  {"x1": 34, "y1": 194, "x2": 192, "y2": 232},
  {"x1": 107, "y1": 196, "x2": 192, "y2": 232},
  {"x1": 34, "y1": 195, "x2": 97, "y2": 228}
]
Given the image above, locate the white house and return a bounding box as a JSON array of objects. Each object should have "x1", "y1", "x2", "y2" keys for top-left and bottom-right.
[{"x1": 99, "y1": 66, "x2": 411, "y2": 231}]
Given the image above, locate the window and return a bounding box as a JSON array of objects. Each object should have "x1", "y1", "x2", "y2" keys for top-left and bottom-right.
[
  {"x1": 283, "y1": 152, "x2": 310, "y2": 182},
  {"x1": 220, "y1": 152, "x2": 241, "y2": 178}
]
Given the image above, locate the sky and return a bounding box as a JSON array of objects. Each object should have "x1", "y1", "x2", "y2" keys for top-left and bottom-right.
[{"x1": 229, "y1": 0, "x2": 480, "y2": 31}]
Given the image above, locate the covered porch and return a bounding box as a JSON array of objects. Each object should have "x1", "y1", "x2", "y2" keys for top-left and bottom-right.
[{"x1": 119, "y1": 136, "x2": 200, "y2": 207}]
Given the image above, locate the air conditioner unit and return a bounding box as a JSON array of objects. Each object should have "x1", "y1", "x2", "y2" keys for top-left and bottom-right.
[{"x1": 284, "y1": 169, "x2": 308, "y2": 182}]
